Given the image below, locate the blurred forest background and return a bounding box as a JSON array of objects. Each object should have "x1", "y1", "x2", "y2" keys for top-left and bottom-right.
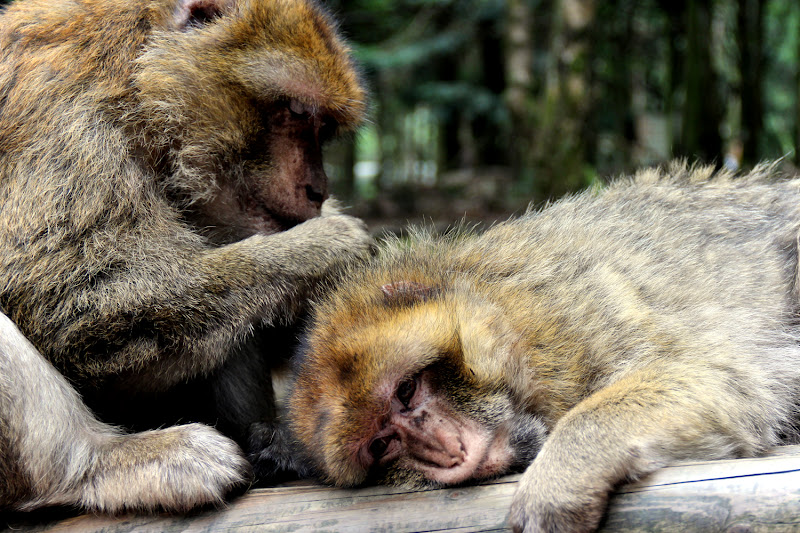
[{"x1": 321, "y1": 0, "x2": 800, "y2": 229}]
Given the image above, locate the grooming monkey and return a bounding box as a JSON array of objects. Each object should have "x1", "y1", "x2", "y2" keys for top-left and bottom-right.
[
  {"x1": 0, "y1": 0, "x2": 370, "y2": 513},
  {"x1": 290, "y1": 163, "x2": 800, "y2": 533}
]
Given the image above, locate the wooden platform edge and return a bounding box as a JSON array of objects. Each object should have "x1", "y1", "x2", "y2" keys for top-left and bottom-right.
[{"x1": 4, "y1": 444, "x2": 800, "y2": 533}]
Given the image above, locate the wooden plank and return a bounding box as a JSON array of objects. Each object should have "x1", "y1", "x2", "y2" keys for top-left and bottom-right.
[
  {"x1": 602, "y1": 447, "x2": 800, "y2": 533},
  {"x1": 4, "y1": 445, "x2": 800, "y2": 532}
]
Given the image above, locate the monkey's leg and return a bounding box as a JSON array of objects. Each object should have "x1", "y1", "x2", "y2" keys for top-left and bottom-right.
[
  {"x1": 509, "y1": 361, "x2": 783, "y2": 533},
  {"x1": 0, "y1": 311, "x2": 250, "y2": 513}
]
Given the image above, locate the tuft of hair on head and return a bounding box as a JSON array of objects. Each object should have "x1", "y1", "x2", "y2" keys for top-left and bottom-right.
[{"x1": 173, "y1": 0, "x2": 236, "y2": 30}]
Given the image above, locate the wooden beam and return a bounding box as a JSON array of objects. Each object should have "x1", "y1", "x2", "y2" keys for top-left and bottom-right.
[{"x1": 4, "y1": 445, "x2": 800, "y2": 532}]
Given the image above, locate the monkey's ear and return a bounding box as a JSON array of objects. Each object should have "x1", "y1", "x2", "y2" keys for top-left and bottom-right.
[
  {"x1": 174, "y1": 0, "x2": 235, "y2": 29},
  {"x1": 381, "y1": 281, "x2": 438, "y2": 304}
]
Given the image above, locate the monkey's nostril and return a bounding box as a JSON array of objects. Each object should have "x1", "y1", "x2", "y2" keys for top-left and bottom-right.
[{"x1": 369, "y1": 436, "x2": 392, "y2": 459}]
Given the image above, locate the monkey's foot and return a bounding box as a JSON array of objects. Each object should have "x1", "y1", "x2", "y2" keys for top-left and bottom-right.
[{"x1": 80, "y1": 424, "x2": 252, "y2": 513}]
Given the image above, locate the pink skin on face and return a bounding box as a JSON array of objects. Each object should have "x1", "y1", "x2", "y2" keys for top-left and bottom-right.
[{"x1": 361, "y1": 371, "x2": 514, "y2": 485}]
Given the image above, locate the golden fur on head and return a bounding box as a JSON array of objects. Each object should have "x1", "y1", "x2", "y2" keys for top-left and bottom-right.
[
  {"x1": 0, "y1": 0, "x2": 366, "y2": 206},
  {"x1": 138, "y1": 0, "x2": 366, "y2": 126}
]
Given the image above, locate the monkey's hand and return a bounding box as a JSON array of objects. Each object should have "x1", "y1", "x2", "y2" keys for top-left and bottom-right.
[
  {"x1": 508, "y1": 374, "x2": 658, "y2": 533},
  {"x1": 507, "y1": 365, "x2": 744, "y2": 533},
  {"x1": 247, "y1": 421, "x2": 316, "y2": 485},
  {"x1": 319, "y1": 197, "x2": 376, "y2": 261},
  {"x1": 508, "y1": 444, "x2": 611, "y2": 533},
  {"x1": 205, "y1": 212, "x2": 373, "y2": 330},
  {"x1": 320, "y1": 196, "x2": 346, "y2": 216},
  {"x1": 270, "y1": 212, "x2": 373, "y2": 278}
]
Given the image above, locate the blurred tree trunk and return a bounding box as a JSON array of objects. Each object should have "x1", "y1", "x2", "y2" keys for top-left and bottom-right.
[
  {"x1": 340, "y1": 140, "x2": 356, "y2": 202},
  {"x1": 475, "y1": 16, "x2": 506, "y2": 166},
  {"x1": 737, "y1": 0, "x2": 764, "y2": 166},
  {"x1": 531, "y1": 0, "x2": 596, "y2": 199},
  {"x1": 597, "y1": 0, "x2": 635, "y2": 170},
  {"x1": 375, "y1": 75, "x2": 399, "y2": 192},
  {"x1": 680, "y1": 0, "x2": 723, "y2": 163},
  {"x1": 563, "y1": 0, "x2": 597, "y2": 170},
  {"x1": 656, "y1": 0, "x2": 685, "y2": 154},
  {"x1": 504, "y1": 0, "x2": 535, "y2": 185},
  {"x1": 438, "y1": 57, "x2": 462, "y2": 172},
  {"x1": 560, "y1": 0, "x2": 596, "y2": 153}
]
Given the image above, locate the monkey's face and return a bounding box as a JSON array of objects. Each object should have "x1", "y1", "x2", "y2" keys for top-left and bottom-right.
[
  {"x1": 133, "y1": 0, "x2": 366, "y2": 243},
  {"x1": 189, "y1": 97, "x2": 342, "y2": 242},
  {"x1": 291, "y1": 280, "x2": 547, "y2": 487}
]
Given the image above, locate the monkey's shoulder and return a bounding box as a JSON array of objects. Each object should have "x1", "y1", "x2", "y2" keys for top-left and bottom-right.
[{"x1": 324, "y1": 161, "x2": 800, "y2": 318}]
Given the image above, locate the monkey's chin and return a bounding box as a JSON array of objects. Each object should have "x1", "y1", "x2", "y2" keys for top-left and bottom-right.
[
  {"x1": 420, "y1": 431, "x2": 514, "y2": 486},
  {"x1": 244, "y1": 200, "x2": 305, "y2": 235},
  {"x1": 473, "y1": 433, "x2": 517, "y2": 479}
]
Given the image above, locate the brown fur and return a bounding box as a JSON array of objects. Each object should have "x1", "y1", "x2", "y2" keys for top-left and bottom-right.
[
  {"x1": 0, "y1": 0, "x2": 369, "y2": 513},
  {"x1": 290, "y1": 163, "x2": 800, "y2": 532}
]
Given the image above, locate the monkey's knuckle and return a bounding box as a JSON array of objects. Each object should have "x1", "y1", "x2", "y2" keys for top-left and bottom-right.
[
  {"x1": 319, "y1": 216, "x2": 372, "y2": 250},
  {"x1": 162, "y1": 426, "x2": 252, "y2": 506},
  {"x1": 510, "y1": 488, "x2": 596, "y2": 533}
]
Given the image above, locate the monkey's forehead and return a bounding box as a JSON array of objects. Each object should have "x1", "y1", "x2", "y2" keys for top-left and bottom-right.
[
  {"x1": 140, "y1": 0, "x2": 366, "y2": 124},
  {"x1": 290, "y1": 323, "x2": 447, "y2": 483},
  {"x1": 300, "y1": 305, "x2": 456, "y2": 382},
  {"x1": 228, "y1": 0, "x2": 367, "y2": 122},
  {"x1": 292, "y1": 303, "x2": 460, "y2": 427}
]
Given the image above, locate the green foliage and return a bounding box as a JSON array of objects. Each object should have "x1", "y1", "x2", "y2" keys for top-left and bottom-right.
[
  {"x1": 330, "y1": 0, "x2": 800, "y2": 217},
  {"x1": 763, "y1": 0, "x2": 800, "y2": 156}
]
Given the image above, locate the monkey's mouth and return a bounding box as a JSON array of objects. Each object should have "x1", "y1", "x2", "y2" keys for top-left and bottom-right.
[
  {"x1": 304, "y1": 184, "x2": 326, "y2": 206},
  {"x1": 243, "y1": 195, "x2": 305, "y2": 234},
  {"x1": 241, "y1": 180, "x2": 324, "y2": 236},
  {"x1": 189, "y1": 183, "x2": 309, "y2": 243},
  {"x1": 411, "y1": 428, "x2": 514, "y2": 486}
]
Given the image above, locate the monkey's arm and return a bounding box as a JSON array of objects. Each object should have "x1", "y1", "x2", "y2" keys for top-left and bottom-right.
[
  {"x1": 508, "y1": 362, "x2": 777, "y2": 533},
  {"x1": 36, "y1": 212, "x2": 371, "y2": 390}
]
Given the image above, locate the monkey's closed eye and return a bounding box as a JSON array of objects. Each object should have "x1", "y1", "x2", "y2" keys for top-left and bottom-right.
[
  {"x1": 396, "y1": 377, "x2": 417, "y2": 407},
  {"x1": 369, "y1": 435, "x2": 393, "y2": 459}
]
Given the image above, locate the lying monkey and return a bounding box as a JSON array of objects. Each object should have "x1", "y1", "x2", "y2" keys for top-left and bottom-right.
[{"x1": 289, "y1": 162, "x2": 800, "y2": 532}]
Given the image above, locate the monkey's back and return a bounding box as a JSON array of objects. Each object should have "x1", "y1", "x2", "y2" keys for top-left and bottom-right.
[
  {"x1": 450, "y1": 164, "x2": 800, "y2": 430},
  {"x1": 477, "y1": 163, "x2": 800, "y2": 323},
  {"x1": 475, "y1": 163, "x2": 800, "y2": 304},
  {"x1": 332, "y1": 165, "x2": 800, "y2": 353}
]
